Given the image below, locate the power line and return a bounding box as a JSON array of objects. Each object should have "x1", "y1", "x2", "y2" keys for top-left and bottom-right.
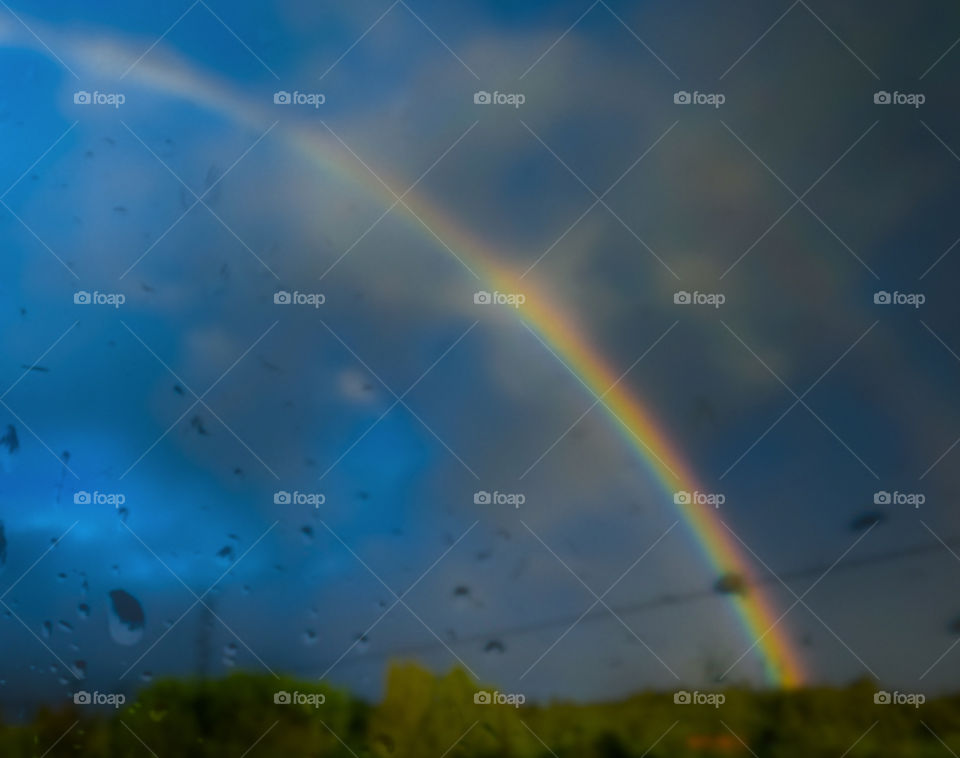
[{"x1": 324, "y1": 534, "x2": 960, "y2": 669}]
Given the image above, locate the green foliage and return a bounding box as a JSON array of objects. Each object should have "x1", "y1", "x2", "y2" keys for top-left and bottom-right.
[{"x1": 2, "y1": 666, "x2": 959, "y2": 757}]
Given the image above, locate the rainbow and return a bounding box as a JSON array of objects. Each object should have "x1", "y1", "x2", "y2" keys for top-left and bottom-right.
[
  {"x1": 364, "y1": 186, "x2": 806, "y2": 688},
  {"x1": 3, "y1": 18, "x2": 804, "y2": 686}
]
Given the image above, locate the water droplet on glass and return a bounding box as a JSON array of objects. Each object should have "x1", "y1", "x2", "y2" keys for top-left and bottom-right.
[
  {"x1": 77, "y1": 603, "x2": 90, "y2": 619},
  {"x1": 108, "y1": 589, "x2": 145, "y2": 645},
  {"x1": 374, "y1": 734, "x2": 395, "y2": 755},
  {"x1": 303, "y1": 629, "x2": 318, "y2": 646},
  {"x1": 41, "y1": 621, "x2": 52, "y2": 638},
  {"x1": 354, "y1": 633, "x2": 369, "y2": 654},
  {"x1": 850, "y1": 511, "x2": 885, "y2": 531},
  {"x1": 713, "y1": 573, "x2": 747, "y2": 596}
]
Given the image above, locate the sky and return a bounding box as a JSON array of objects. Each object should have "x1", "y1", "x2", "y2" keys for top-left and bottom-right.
[{"x1": 1, "y1": 0, "x2": 960, "y2": 715}]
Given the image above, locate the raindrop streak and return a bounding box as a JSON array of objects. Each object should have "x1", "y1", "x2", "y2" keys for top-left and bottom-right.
[
  {"x1": 0, "y1": 425, "x2": 18, "y2": 455},
  {"x1": 354, "y1": 633, "x2": 369, "y2": 654},
  {"x1": 850, "y1": 511, "x2": 885, "y2": 531},
  {"x1": 108, "y1": 589, "x2": 145, "y2": 645}
]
